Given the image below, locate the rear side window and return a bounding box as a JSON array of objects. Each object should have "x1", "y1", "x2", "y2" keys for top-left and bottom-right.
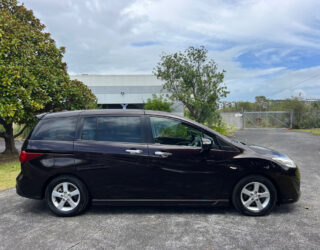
[
  {"x1": 80, "y1": 116, "x2": 144, "y2": 143},
  {"x1": 31, "y1": 117, "x2": 77, "y2": 141},
  {"x1": 97, "y1": 116, "x2": 143, "y2": 143}
]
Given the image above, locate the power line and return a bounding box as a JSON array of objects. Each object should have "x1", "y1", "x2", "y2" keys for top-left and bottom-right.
[{"x1": 269, "y1": 71, "x2": 320, "y2": 98}]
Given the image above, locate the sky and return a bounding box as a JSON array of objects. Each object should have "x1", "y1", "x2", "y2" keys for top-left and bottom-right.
[{"x1": 21, "y1": 0, "x2": 320, "y2": 101}]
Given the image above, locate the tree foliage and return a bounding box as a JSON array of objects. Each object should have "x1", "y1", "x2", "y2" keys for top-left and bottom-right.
[
  {"x1": 0, "y1": 0, "x2": 97, "y2": 153},
  {"x1": 144, "y1": 94, "x2": 173, "y2": 112},
  {"x1": 154, "y1": 46, "x2": 228, "y2": 123},
  {"x1": 255, "y1": 96, "x2": 269, "y2": 110},
  {"x1": 62, "y1": 79, "x2": 97, "y2": 110}
]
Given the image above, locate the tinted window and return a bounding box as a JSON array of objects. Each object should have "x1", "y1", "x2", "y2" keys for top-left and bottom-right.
[
  {"x1": 150, "y1": 116, "x2": 202, "y2": 147},
  {"x1": 216, "y1": 136, "x2": 239, "y2": 151},
  {"x1": 96, "y1": 116, "x2": 143, "y2": 143},
  {"x1": 81, "y1": 117, "x2": 97, "y2": 140},
  {"x1": 31, "y1": 117, "x2": 77, "y2": 141}
]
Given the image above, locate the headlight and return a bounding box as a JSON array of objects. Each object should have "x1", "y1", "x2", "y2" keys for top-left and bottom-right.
[{"x1": 272, "y1": 156, "x2": 296, "y2": 168}]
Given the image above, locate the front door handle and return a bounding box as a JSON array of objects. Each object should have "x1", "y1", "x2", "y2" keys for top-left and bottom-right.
[
  {"x1": 125, "y1": 149, "x2": 143, "y2": 155},
  {"x1": 155, "y1": 151, "x2": 172, "y2": 158}
]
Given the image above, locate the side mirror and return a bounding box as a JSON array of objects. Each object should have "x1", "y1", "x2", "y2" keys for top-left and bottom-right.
[{"x1": 201, "y1": 138, "x2": 212, "y2": 150}]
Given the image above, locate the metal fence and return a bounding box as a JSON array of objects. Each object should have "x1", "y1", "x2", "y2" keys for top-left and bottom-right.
[
  {"x1": 243, "y1": 111, "x2": 293, "y2": 129},
  {"x1": 221, "y1": 110, "x2": 320, "y2": 129},
  {"x1": 292, "y1": 109, "x2": 320, "y2": 129},
  {"x1": 220, "y1": 112, "x2": 244, "y2": 129}
]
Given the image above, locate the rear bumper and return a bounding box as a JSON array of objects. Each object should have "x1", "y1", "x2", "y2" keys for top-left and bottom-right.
[{"x1": 16, "y1": 172, "x2": 43, "y2": 200}]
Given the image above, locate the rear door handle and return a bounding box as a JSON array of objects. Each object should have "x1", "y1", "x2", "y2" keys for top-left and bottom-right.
[
  {"x1": 155, "y1": 151, "x2": 172, "y2": 158},
  {"x1": 125, "y1": 149, "x2": 143, "y2": 155}
]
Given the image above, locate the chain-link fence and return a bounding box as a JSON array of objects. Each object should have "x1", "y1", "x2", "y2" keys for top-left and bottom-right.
[
  {"x1": 292, "y1": 109, "x2": 320, "y2": 128},
  {"x1": 221, "y1": 110, "x2": 320, "y2": 129},
  {"x1": 243, "y1": 111, "x2": 293, "y2": 129}
]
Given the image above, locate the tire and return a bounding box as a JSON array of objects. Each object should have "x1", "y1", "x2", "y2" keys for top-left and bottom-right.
[
  {"x1": 232, "y1": 175, "x2": 277, "y2": 216},
  {"x1": 45, "y1": 175, "x2": 89, "y2": 217}
]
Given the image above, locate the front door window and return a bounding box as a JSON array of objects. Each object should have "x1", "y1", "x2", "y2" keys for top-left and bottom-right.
[{"x1": 149, "y1": 116, "x2": 202, "y2": 147}]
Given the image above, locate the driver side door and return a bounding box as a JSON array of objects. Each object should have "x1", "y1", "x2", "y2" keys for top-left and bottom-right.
[{"x1": 146, "y1": 116, "x2": 225, "y2": 199}]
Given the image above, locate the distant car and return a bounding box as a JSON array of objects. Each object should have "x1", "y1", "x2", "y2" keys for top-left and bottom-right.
[{"x1": 16, "y1": 110, "x2": 300, "y2": 216}]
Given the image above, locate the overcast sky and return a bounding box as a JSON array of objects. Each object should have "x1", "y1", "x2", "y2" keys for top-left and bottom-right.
[{"x1": 22, "y1": 0, "x2": 320, "y2": 101}]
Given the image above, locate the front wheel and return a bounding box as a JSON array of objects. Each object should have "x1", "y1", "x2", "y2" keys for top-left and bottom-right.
[
  {"x1": 45, "y1": 175, "x2": 89, "y2": 216},
  {"x1": 232, "y1": 175, "x2": 277, "y2": 216}
]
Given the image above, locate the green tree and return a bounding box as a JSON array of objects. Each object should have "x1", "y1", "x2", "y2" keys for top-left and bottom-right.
[
  {"x1": 222, "y1": 101, "x2": 255, "y2": 112},
  {"x1": 276, "y1": 98, "x2": 308, "y2": 128},
  {"x1": 62, "y1": 79, "x2": 97, "y2": 110},
  {"x1": 237, "y1": 101, "x2": 255, "y2": 112},
  {"x1": 144, "y1": 94, "x2": 173, "y2": 112},
  {"x1": 154, "y1": 46, "x2": 228, "y2": 124},
  {"x1": 255, "y1": 96, "x2": 269, "y2": 111},
  {"x1": 0, "y1": 0, "x2": 97, "y2": 154}
]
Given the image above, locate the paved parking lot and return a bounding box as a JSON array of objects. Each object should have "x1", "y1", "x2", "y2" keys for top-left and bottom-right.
[{"x1": 0, "y1": 129, "x2": 319, "y2": 249}]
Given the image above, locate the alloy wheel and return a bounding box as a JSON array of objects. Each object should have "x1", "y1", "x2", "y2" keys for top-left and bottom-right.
[
  {"x1": 240, "y1": 181, "x2": 270, "y2": 213},
  {"x1": 51, "y1": 182, "x2": 80, "y2": 212}
]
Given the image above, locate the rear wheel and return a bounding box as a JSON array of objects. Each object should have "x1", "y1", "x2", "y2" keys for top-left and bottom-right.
[
  {"x1": 232, "y1": 175, "x2": 277, "y2": 216},
  {"x1": 45, "y1": 175, "x2": 89, "y2": 216}
]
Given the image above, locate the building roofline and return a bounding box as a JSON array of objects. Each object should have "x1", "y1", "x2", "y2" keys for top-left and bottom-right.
[{"x1": 70, "y1": 74, "x2": 155, "y2": 77}]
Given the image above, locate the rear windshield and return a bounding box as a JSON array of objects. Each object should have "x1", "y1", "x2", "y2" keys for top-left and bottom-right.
[{"x1": 30, "y1": 117, "x2": 77, "y2": 141}]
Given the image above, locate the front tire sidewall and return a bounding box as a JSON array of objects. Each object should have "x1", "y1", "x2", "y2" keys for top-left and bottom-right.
[
  {"x1": 232, "y1": 175, "x2": 277, "y2": 216},
  {"x1": 45, "y1": 176, "x2": 89, "y2": 217}
]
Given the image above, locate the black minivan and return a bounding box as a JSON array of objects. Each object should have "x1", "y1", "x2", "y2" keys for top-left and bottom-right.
[{"x1": 17, "y1": 109, "x2": 300, "y2": 216}]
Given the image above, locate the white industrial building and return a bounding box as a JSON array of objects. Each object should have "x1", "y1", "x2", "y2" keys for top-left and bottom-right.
[{"x1": 70, "y1": 74, "x2": 184, "y2": 116}]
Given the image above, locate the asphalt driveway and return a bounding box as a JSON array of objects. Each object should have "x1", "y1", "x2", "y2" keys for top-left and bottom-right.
[{"x1": 0, "y1": 129, "x2": 319, "y2": 249}]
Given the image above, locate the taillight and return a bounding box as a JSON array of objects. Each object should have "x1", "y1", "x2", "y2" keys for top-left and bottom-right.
[{"x1": 19, "y1": 151, "x2": 44, "y2": 163}]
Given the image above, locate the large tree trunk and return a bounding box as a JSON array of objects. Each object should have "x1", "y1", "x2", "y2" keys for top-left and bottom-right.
[{"x1": 2, "y1": 123, "x2": 18, "y2": 155}]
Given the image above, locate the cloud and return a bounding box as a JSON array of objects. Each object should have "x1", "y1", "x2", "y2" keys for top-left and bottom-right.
[
  {"x1": 21, "y1": 0, "x2": 320, "y2": 100},
  {"x1": 131, "y1": 41, "x2": 161, "y2": 47},
  {"x1": 123, "y1": 0, "x2": 320, "y2": 48}
]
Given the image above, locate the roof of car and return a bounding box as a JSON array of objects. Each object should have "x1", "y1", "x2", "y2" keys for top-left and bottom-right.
[
  {"x1": 40, "y1": 109, "x2": 184, "y2": 119},
  {"x1": 41, "y1": 109, "x2": 209, "y2": 132},
  {"x1": 40, "y1": 109, "x2": 203, "y2": 128}
]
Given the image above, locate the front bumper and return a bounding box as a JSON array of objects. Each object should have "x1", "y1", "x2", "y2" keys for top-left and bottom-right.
[{"x1": 277, "y1": 167, "x2": 301, "y2": 204}]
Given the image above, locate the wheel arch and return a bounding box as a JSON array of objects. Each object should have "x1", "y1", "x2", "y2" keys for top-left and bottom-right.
[
  {"x1": 41, "y1": 173, "x2": 91, "y2": 200},
  {"x1": 230, "y1": 172, "x2": 282, "y2": 205}
]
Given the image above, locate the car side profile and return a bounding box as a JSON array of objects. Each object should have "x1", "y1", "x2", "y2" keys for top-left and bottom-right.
[{"x1": 16, "y1": 110, "x2": 300, "y2": 216}]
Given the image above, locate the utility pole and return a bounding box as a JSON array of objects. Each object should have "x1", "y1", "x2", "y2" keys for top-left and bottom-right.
[{"x1": 290, "y1": 110, "x2": 293, "y2": 129}]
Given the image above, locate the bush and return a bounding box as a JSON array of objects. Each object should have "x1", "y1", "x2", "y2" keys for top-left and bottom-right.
[
  {"x1": 208, "y1": 122, "x2": 236, "y2": 137},
  {"x1": 185, "y1": 108, "x2": 235, "y2": 136},
  {"x1": 144, "y1": 94, "x2": 173, "y2": 112}
]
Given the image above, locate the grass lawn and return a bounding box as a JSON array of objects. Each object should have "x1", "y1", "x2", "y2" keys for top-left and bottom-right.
[
  {"x1": 0, "y1": 161, "x2": 20, "y2": 191},
  {"x1": 294, "y1": 128, "x2": 320, "y2": 135}
]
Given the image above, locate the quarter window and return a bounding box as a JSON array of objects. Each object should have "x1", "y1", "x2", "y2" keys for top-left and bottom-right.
[
  {"x1": 216, "y1": 136, "x2": 239, "y2": 151},
  {"x1": 31, "y1": 117, "x2": 77, "y2": 141},
  {"x1": 150, "y1": 116, "x2": 202, "y2": 147}
]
